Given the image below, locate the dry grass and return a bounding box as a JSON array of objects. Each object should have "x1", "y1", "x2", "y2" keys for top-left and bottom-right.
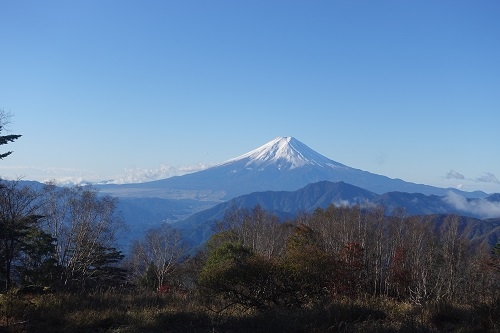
[{"x1": 0, "y1": 290, "x2": 498, "y2": 333}]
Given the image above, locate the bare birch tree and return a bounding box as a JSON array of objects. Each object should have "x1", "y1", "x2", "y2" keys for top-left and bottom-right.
[
  {"x1": 41, "y1": 183, "x2": 125, "y2": 289},
  {"x1": 129, "y1": 224, "x2": 187, "y2": 289}
]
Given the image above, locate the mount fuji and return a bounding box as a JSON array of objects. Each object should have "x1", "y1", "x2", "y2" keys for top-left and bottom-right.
[{"x1": 98, "y1": 136, "x2": 485, "y2": 201}]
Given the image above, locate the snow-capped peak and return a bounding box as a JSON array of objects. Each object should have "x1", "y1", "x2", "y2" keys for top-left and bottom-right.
[{"x1": 222, "y1": 136, "x2": 344, "y2": 170}]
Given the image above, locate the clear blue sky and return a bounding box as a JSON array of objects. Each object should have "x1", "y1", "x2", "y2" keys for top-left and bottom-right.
[{"x1": 1, "y1": 1, "x2": 499, "y2": 193}]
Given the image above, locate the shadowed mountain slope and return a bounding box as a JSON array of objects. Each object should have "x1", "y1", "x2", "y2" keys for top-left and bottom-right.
[{"x1": 175, "y1": 180, "x2": 500, "y2": 247}]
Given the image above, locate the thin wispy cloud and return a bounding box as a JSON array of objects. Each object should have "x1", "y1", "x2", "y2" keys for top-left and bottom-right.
[
  {"x1": 476, "y1": 172, "x2": 500, "y2": 184},
  {"x1": 443, "y1": 170, "x2": 500, "y2": 186},
  {"x1": 0, "y1": 165, "x2": 94, "y2": 183},
  {"x1": 0, "y1": 165, "x2": 82, "y2": 174},
  {"x1": 376, "y1": 152, "x2": 387, "y2": 165},
  {"x1": 445, "y1": 170, "x2": 465, "y2": 180}
]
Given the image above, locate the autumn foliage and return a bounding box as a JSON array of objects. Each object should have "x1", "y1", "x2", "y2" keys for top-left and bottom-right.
[{"x1": 200, "y1": 205, "x2": 500, "y2": 310}]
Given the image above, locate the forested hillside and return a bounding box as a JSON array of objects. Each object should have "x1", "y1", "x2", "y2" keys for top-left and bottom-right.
[{"x1": 1, "y1": 181, "x2": 499, "y2": 332}]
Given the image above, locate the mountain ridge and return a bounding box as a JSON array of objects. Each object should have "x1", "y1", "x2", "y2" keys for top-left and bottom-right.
[
  {"x1": 97, "y1": 136, "x2": 487, "y2": 201},
  {"x1": 175, "y1": 180, "x2": 500, "y2": 247}
]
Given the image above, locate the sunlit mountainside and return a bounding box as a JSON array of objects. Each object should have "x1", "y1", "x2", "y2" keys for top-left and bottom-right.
[{"x1": 97, "y1": 136, "x2": 486, "y2": 202}]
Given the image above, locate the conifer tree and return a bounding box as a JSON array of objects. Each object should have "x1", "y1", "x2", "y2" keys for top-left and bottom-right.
[
  {"x1": 0, "y1": 180, "x2": 43, "y2": 290},
  {"x1": 0, "y1": 109, "x2": 21, "y2": 160}
]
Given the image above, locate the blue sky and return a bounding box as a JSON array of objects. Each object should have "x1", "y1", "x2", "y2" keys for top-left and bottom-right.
[{"x1": 0, "y1": 1, "x2": 499, "y2": 193}]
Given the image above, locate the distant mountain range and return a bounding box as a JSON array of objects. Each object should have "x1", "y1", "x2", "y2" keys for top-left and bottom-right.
[
  {"x1": 87, "y1": 136, "x2": 499, "y2": 249},
  {"x1": 97, "y1": 137, "x2": 487, "y2": 201},
  {"x1": 175, "y1": 180, "x2": 500, "y2": 247},
  {"x1": 6, "y1": 137, "x2": 499, "y2": 251}
]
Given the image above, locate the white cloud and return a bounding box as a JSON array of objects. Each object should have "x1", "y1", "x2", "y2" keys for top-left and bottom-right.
[
  {"x1": 333, "y1": 199, "x2": 351, "y2": 207},
  {"x1": 111, "y1": 163, "x2": 213, "y2": 184},
  {"x1": 0, "y1": 165, "x2": 96, "y2": 184},
  {"x1": 0, "y1": 163, "x2": 214, "y2": 186},
  {"x1": 443, "y1": 191, "x2": 500, "y2": 219}
]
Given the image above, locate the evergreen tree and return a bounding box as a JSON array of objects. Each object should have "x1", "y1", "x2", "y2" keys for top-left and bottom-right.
[
  {"x1": 18, "y1": 226, "x2": 58, "y2": 287},
  {"x1": 493, "y1": 241, "x2": 500, "y2": 257},
  {"x1": 0, "y1": 109, "x2": 21, "y2": 160},
  {"x1": 84, "y1": 245, "x2": 126, "y2": 289},
  {"x1": 0, "y1": 180, "x2": 43, "y2": 290}
]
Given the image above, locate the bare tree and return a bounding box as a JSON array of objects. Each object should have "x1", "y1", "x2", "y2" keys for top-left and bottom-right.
[
  {"x1": 41, "y1": 183, "x2": 126, "y2": 289},
  {"x1": 437, "y1": 215, "x2": 471, "y2": 302},
  {"x1": 240, "y1": 206, "x2": 290, "y2": 258},
  {"x1": 216, "y1": 205, "x2": 292, "y2": 259},
  {"x1": 129, "y1": 224, "x2": 187, "y2": 289}
]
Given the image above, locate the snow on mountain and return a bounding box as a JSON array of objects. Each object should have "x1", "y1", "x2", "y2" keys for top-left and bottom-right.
[
  {"x1": 221, "y1": 136, "x2": 344, "y2": 170},
  {"x1": 97, "y1": 136, "x2": 487, "y2": 201}
]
